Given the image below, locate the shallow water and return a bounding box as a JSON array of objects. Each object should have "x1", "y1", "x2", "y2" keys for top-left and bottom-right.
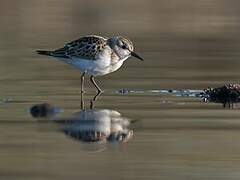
[{"x1": 1, "y1": 0, "x2": 240, "y2": 179}]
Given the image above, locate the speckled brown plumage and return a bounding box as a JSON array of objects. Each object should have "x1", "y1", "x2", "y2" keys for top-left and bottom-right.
[{"x1": 51, "y1": 35, "x2": 107, "y2": 60}]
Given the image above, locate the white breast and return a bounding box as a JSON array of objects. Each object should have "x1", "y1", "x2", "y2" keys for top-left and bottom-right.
[{"x1": 64, "y1": 47, "x2": 128, "y2": 76}]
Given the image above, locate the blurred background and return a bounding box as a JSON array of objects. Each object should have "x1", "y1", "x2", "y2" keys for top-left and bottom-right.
[
  {"x1": 1, "y1": 0, "x2": 240, "y2": 180},
  {"x1": 1, "y1": 0, "x2": 240, "y2": 91}
]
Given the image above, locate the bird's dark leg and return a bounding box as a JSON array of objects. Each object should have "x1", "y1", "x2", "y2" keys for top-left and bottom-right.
[
  {"x1": 80, "y1": 72, "x2": 85, "y2": 93},
  {"x1": 90, "y1": 91, "x2": 102, "y2": 109},
  {"x1": 89, "y1": 76, "x2": 102, "y2": 109},
  {"x1": 81, "y1": 90, "x2": 85, "y2": 110},
  {"x1": 80, "y1": 72, "x2": 86, "y2": 109},
  {"x1": 90, "y1": 76, "x2": 103, "y2": 93}
]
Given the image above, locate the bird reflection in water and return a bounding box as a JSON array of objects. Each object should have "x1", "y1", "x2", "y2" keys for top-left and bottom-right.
[
  {"x1": 59, "y1": 109, "x2": 133, "y2": 143},
  {"x1": 30, "y1": 92, "x2": 134, "y2": 144}
]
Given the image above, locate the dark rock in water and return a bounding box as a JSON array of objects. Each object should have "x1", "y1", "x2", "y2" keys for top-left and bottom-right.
[
  {"x1": 30, "y1": 103, "x2": 61, "y2": 118},
  {"x1": 200, "y1": 84, "x2": 240, "y2": 108}
]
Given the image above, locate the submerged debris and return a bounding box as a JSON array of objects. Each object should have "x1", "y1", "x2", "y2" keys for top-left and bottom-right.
[
  {"x1": 0, "y1": 97, "x2": 13, "y2": 105},
  {"x1": 118, "y1": 89, "x2": 130, "y2": 94},
  {"x1": 117, "y1": 88, "x2": 202, "y2": 97},
  {"x1": 200, "y1": 84, "x2": 240, "y2": 108}
]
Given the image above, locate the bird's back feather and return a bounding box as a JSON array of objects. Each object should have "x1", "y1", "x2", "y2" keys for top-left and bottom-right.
[{"x1": 37, "y1": 35, "x2": 108, "y2": 61}]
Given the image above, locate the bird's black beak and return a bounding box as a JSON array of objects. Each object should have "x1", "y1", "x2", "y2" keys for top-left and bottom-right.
[{"x1": 131, "y1": 51, "x2": 144, "y2": 61}]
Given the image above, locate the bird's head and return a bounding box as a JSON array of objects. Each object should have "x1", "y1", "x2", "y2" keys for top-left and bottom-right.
[{"x1": 107, "y1": 36, "x2": 143, "y2": 61}]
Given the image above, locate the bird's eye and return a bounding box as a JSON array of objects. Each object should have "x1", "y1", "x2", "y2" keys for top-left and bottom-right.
[{"x1": 121, "y1": 44, "x2": 127, "y2": 49}]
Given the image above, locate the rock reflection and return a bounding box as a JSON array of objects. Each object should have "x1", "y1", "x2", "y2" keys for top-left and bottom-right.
[
  {"x1": 30, "y1": 103, "x2": 62, "y2": 118},
  {"x1": 58, "y1": 109, "x2": 133, "y2": 143}
]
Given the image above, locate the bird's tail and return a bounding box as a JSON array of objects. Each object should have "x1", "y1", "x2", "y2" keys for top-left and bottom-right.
[{"x1": 36, "y1": 50, "x2": 53, "y2": 56}]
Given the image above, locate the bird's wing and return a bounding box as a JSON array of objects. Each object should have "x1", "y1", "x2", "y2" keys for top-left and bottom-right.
[{"x1": 51, "y1": 35, "x2": 108, "y2": 60}]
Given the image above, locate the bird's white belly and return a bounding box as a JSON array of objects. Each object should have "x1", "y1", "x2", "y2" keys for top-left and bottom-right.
[{"x1": 67, "y1": 57, "x2": 125, "y2": 76}]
